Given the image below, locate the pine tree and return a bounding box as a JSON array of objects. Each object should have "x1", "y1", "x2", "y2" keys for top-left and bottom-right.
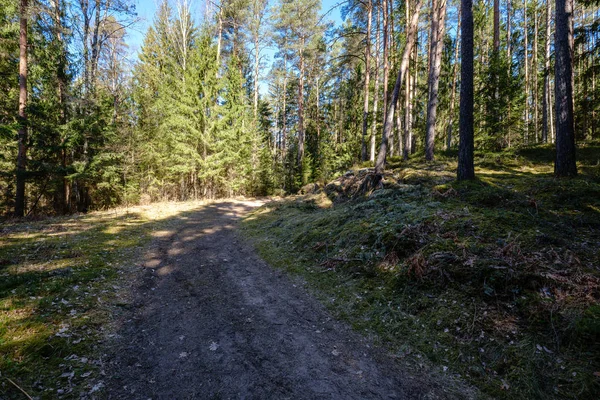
[
  {"x1": 458, "y1": 0, "x2": 475, "y2": 180},
  {"x1": 554, "y1": 0, "x2": 577, "y2": 176},
  {"x1": 15, "y1": 0, "x2": 28, "y2": 217}
]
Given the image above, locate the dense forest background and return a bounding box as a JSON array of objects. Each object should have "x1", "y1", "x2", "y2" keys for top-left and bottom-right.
[{"x1": 0, "y1": 0, "x2": 598, "y2": 216}]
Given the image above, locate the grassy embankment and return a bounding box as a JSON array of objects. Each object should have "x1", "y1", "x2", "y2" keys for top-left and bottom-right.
[
  {"x1": 242, "y1": 143, "x2": 600, "y2": 400},
  {"x1": 0, "y1": 202, "x2": 206, "y2": 399}
]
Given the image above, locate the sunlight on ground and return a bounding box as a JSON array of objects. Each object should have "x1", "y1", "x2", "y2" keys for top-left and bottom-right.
[{"x1": 152, "y1": 230, "x2": 174, "y2": 238}]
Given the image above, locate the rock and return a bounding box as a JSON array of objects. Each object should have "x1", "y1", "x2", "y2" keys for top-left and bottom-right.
[{"x1": 300, "y1": 183, "x2": 321, "y2": 195}]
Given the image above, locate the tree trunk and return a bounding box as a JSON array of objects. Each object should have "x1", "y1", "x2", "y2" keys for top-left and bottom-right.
[
  {"x1": 554, "y1": 0, "x2": 577, "y2": 176},
  {"x1": 542, "y1": 0, "x2": 551, "y2": 143},
  {"x1": 403, "y1": 66, "x2": 412, "y2": 160},
  {"x1": 403, "y1": 0, "x2": 412, "y2": 160},
  {"x1": 382, "y1": 0, "x2": 389, "y2": 121},
  {"x1": 361, "y1": 0, "x2": 373, "y2": 161},
  {"x1": 507, "y1": 0, "x2": 512, "y2": 61},
  {"x1": 370, "y1": 6, "x2": 381, "y2": 162},
  {"x1": 458, "y1": 0, "x2": 475, "y2": 180},
  {"x1": 524, "y1": 0, "x2": 530, "y2": 144},
  {"x1": 297, "y1": 38, "x2": 306, "y2": 166},
  {"x1": 375, "y1": 0, "x2": 423, "y2": 174},
  {"x1": 216, "y1": 6, "x2": 223, "y2": 77},
  {"x1": 494, "y1": 0, "x2": 500, "y2": 52},
  {"x1": 534, "y1": 2, "x2": 539, "y2": 142},
  {"x1": 15, "y1": 0, "x2": 28, "y2": 217},
  {"x1": 282, "y1": 53, "x2": 287, "y2": 153},
  {"x1": 411, "y1": 40, "x2": 417, "y2": 155},
  {"x1": 89, "y1": 0, "x2": 103, "y2": 90},
  {"x1": 447, "y1": 2, "x2": 461, "y2": 150},
  {"x1": 254, "y1": 34, "x2": 260, "y2": 120},
  {"x1": 425, "y1": 0, "x2": 447, "y2": 161}
]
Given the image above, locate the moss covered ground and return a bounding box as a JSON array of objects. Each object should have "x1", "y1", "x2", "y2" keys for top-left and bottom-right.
[{"x1": 242, "y1": 143, "x2": 600, "y2": 400}]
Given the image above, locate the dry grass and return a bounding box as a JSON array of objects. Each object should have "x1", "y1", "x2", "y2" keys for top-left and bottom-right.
[{"x1": 0, "y1": 200, "x2": 223, "y2": 399}]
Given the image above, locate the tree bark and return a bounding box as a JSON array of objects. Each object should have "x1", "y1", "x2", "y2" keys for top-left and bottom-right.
[
  {"x1": 425, "y1": 0, "x2": 447, "y2": 161},
  {"x1": 382, "y1": 0, "x2": 389, "y2": 122},
  {"x1": 403, "y1": 0, "x2": 412, "y2": 160},
  {"x1": 216, "y1": 5, "x2": 223, "y2": 77},
  {"x1": 458, "y1": 0, "x2": 475, "y2": 180},
  {"x1": 375, "y1": 0, "x2": 423, "y2": 174},
  {"x1": 524, "y1": 0, "x2": 530, "y2": 144},
  {"x1": 447, "y1": 2, "x2": 461, "y2": 150},
  {"x1": 297, "y1": 37, "x2": 306, "y2": 166},
  {"x1": 494, "y1": 0, "x2": 500, "y2": 52},
  {"x1": 370, "y1": 6, "x2": 381, "y2": 162},
  {"x1": 282, "y1": 52, "x2": 288, "y2": 152},
  {"x1": 254, "y1": 34, "x2": 260, "y2": 120},
  {"x1": 554, "y1": 0, "x2": 577, "y2": 176},
  {"x1": 15, "y1": 0, "x2": 28, "y2": 217},
  {"x1": 403, "y1": 66, "x2": 412, "y2": 160},
  {"x1": 507, "y1": 0, "x2": 512, "y2": 61},
  {"x1": 361, "y1": 0, "x2": 373, "y2": 161},
  {"x1": 534, "y1": 2, "x2": 539, "y2": 142},
  {"x1": 542, "y1": 0, "x2": 551, "y2": 143}
]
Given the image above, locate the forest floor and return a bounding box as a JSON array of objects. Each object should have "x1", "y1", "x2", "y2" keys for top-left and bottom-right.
[
  {"x1": 1, "y1": 199, "x2": 476, "y2": 399},
  {"x1": 243, "y1": 143, "x2": 600, "y2": 400},
  {"x1": 1, "y1": 144, "x2": 598, "y2": 399}
]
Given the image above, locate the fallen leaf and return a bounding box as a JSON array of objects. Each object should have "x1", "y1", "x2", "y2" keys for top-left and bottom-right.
[{"x1": 209, "y1": 342, "x2": 219, "y2": 351}]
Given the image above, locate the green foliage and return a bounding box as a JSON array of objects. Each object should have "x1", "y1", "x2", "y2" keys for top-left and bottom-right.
[{"x1": 479, "y1": 51, "x2": 524, "y2": 151}]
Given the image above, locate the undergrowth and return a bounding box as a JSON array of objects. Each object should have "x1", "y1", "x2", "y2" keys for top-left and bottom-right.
[{"x1": 242, "y1": 144, "x2": 600, "y2": 400}]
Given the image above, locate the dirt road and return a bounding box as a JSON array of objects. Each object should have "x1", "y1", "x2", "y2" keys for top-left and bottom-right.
[{"x1": 106, "y1": 200, "x2": 471, "y2": 399}]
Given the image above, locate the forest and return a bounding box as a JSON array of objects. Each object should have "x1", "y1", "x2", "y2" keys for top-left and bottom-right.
[
  {"x1": 1, "y1": 0, "x2": 600, "y2": 399},
  {"x1": 0, "y1": 0, "x2": 597, "y2": 215}
]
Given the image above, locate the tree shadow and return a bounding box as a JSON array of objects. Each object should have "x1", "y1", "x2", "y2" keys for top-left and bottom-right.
[{"x1": 0, "y1": 200, "x2": 260, "y2": 398}]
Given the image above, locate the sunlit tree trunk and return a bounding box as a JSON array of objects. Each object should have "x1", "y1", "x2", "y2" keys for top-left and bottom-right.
[
  {"x1": 403, "y1": 65, "x2": 412, "y2": 160},
  {"x1": 524, "y1": 0, "x2": 530, "y2": 144},
  {"x1": 216, "y1": 5, "x2": 223, "y2": 77},
  {"x1": 282, "y1": 53, "x2": 288, "y2": 153},
  {"x1": 250, "y1": 0, "x2": 268, "y2": 121},
  {"x1": 447, "y1": 2, "x2": 461, "y2": 150},
  {"x1": 375, "y1": 0, "x2": 423, "y2": 174},
  {"x1": 542, "y1": 0, "x2": 551, "y2": 143},
  {"x1": 297, "y1": 37, "x2": 306, "y2": 165},
  {"x1": 507, "y1": 0, "x2": 512, "y2": 61},
  {"x1": 425, "y1": 0, "x2": 447, "y2": 161},
  {"x1": 534, "y1": 2, "x2": 539, "y2": 142},
  {"x1": 15, "y1": 0, "x2": 28, "y2": 217},
  {"x1": 403, "y1": 0, "x2": 412, "y2": 160},
  {"x1": 382, "y1": 0, "x2": 389, "y2": 121},
  {"x1": 370, "y1": 6, "x2": 382, "y2": 162},
  {"x1": 361, "y1": 0, "x2": 373, "y2": 161}
]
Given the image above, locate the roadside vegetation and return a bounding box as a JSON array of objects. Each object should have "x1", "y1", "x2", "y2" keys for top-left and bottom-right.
[
  {"x1": 0, "y1": 202, "x2": 207, "y2": 399},
  {"x1": 242, "y1": 143, "x2": 600, "y2": 400}
]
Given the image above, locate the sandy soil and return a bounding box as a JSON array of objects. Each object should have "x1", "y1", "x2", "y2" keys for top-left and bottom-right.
[{"x1": 105, "y1": 200, "x2": 476, "y2": 400}]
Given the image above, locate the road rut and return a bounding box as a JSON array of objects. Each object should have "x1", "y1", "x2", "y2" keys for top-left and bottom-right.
[{"x1": 106, "y1": 200, "x2": 472, "y2": 400}]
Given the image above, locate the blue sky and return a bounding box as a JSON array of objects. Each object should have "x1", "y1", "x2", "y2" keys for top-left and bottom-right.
[{"x1": 127, "y1": 0, "x2": 345, "y2": 59}]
